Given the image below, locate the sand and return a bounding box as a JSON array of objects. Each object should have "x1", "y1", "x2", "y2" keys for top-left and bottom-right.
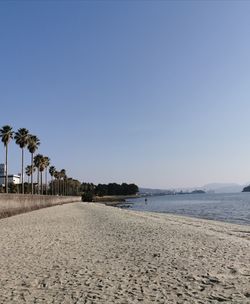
[{"x1": 0, "y1": 202, "x2": 249, "y2": 304}]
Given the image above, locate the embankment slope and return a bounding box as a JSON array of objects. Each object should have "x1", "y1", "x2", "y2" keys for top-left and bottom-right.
[{"x1": 0, "y1": 193, "x2": 81, "y2": 218}]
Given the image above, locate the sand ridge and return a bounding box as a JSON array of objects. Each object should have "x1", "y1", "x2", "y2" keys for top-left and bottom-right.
[{"x1": 0, "y1": 202, "x2": 249, "y2": 303}]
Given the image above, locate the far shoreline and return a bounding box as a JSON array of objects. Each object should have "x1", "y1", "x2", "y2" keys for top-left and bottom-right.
[
  {"x1": 93, "y1": 192, "x2": 250, "y2": 227},
  {"x1": 92, "y1": 194, "x2": 139, "y2": 205}
]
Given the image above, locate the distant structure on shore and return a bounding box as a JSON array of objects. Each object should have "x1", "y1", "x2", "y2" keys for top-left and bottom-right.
[{"x1": 0, "y1": 164, "x2": 20, "y2": 186}]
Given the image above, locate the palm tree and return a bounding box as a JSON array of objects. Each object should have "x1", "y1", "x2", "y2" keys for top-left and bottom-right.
[
  {"x1": 0, "y1": 125, "x2": 14, "y2": 193},
  {"x1": 27, "y1": 135, "x2": 40, "y2": 194},
  {"x1": 63, "y1": 173, "x2": 68, "y2": 195},
  {"x1": 54, "y1": 170, "x2": 60, "y2": 195},
  {"x1": 34, "y1": 154, "x2": 43, "y2": 194},
  {"x1": 36, "y1": 155, "x2": 48, "y2": 195},
  {"x1": 39, "y1": 156, "x2": 46, "y2": 195},
  {"x1": 49, "y1": 166, "x2": 56, "y2": 195},
  {"x1": 14, "y1": 128, "x2": 29, "y2": 194},
  {"x1": 60, "y1": 169, "x2": 66, "y2": 196},
  {"x1": 43, "y1": 156, "x2": 50, "y2": 195},
  {"x1": 25, "y1": 165, "x2": 34, "y2": 193}
]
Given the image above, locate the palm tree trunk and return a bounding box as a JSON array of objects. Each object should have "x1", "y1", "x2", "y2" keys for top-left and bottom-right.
[
  {"x1": 40, "y1": 171, "x2": 43, "y2": 195},
  {"x1": 37, "y1": 169, "x2": 39, "y2": 194},
  {"x1": 31, "y1": 153, "x2": 34, "y2": 195},
  {"x1": 21, "y1": 148, "x2": 24, "y2": 194},
  {"x1": 51, "y1": 176, "x2": 53, "y2": 195},
  {"x1": 45, "y1": 168, "x2": 48, "y2": 195},
  {"x1": 50, "y1": 176, "x2": 52, "y2": 195},
  {"x1": 5, "y1": 144, "x2": 8, "y2": 193}
]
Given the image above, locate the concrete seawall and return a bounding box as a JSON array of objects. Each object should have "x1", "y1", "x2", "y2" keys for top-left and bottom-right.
[{"x1": 0, "y1": 194, "x2": 81, "y2": 218}]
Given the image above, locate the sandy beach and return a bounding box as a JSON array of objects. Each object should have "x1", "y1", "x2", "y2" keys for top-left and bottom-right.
[{"x1": 0, "y1": 202, "x2": 249, "y2": 304}]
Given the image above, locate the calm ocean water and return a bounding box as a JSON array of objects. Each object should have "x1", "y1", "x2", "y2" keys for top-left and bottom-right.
[{"x1": 126, "y1": 193, "x2": 250, "y2": 226}]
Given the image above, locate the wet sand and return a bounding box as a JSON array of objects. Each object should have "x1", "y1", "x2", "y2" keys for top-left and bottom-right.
[{"x1": 0, "y1": 202, "x2": 249, "y2": 303}]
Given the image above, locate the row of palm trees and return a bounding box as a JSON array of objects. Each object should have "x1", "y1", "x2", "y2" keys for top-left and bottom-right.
[{"x1": 0, "y1": 125, "x2": 69, "y2": 195}]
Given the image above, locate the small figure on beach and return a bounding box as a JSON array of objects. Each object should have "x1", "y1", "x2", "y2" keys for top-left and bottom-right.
[{"x1": 145, "y1": 198, "x2": 148, "y2": 204}]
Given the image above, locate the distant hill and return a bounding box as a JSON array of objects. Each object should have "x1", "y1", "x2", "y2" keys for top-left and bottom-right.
[{"x1": 203, "y1": 183, "x2": 243, "y2": 193}]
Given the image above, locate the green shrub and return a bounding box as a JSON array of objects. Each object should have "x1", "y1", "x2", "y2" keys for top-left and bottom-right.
[{"x1": 81, "y1": 191, "x2": 94, "y2": 202}]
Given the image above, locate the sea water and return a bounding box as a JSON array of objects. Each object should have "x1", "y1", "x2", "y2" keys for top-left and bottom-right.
[{"x1": 126, "y1": 192, "x2": 250, "y2": 225}]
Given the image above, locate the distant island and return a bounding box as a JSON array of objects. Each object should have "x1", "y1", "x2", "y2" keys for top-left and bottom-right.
[
  {"x1": 191, "y1": 190, "x2": 206, "y2": 194},
  {"x1": 176, "y1": 190, "x2": 206, "y2": 195},
  {"x1": 242, "y1": 185, "x2": 250, "y2": 192}
]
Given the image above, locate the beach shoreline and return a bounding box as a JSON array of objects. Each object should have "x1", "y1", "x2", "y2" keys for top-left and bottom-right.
[{"x1": 0, "y1": 202, "x2": 249, "y2": 303}]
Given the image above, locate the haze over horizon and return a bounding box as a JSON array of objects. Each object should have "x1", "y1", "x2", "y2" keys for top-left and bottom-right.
[{"x1": 1, "y1": 1, "x2": 250, "y2": 189}]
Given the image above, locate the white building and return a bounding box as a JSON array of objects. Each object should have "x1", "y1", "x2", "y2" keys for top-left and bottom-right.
[{"x1": 0, "y1": 164, "x2": 21, "y2": 186}]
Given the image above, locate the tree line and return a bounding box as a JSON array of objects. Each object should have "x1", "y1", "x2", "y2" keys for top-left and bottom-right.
[
  {"x1": 0, "y1": 125, "x2": 139, "y2": 198},
  {"x1": 94, "y1": 183, "x2": 139, "y2": 196},
  {"x1": 0, "y1": 125, "x2": 80, "y2": 195},
  {"x1": 81, "y1": 182, "x2": 139, "y2": 201}
]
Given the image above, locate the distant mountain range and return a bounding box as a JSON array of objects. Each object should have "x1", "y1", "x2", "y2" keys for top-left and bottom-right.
[
  {"x1": 140, "y1": 182, "x2": 248, "y2": 195},
  {"x1": 202, "y1": 183, "x2": 244, "y2": 193}
]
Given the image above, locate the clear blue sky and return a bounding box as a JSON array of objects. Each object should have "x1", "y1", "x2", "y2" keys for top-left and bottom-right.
[{"x1": 1, "y1": 1, "x2": 250, "y2": 188}]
